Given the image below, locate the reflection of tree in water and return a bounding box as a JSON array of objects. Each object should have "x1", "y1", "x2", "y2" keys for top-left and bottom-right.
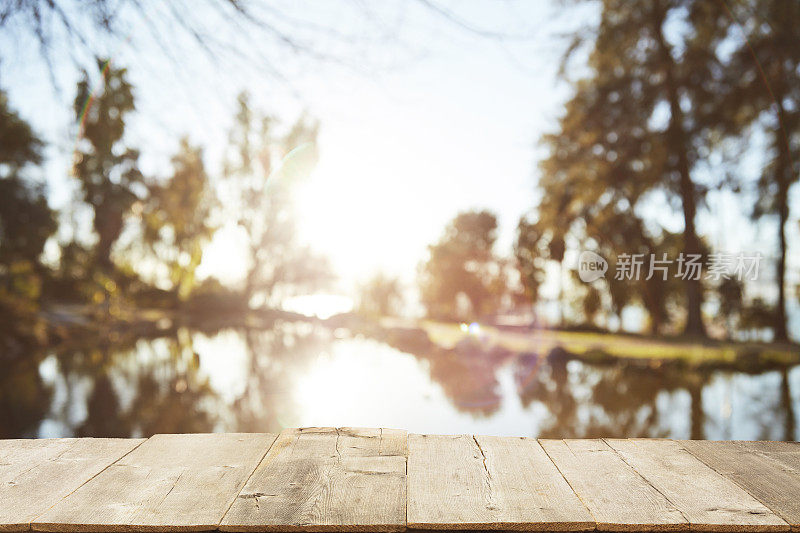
[
  {"x1": 703, "y1": 367, "x2": 798, "y2": 441},
  {"x1": 3, "y1": 320, "x2": 798, "y2": 439},
  {"x1": 2, "y1": 321, "x2": 347, "y2": 437},
  {"x1": 0, "y1": 354, "x2": 53, "y2": 437},
  {"x1": 77, "y1": 373, "x2": 126, "y2": 437},
  {"x1": 47, "y1": 329, "x2": 219, "y2": 437},
  {"x1": 514, "y1": 349, "x2": 711, "y2": 438},
  {"x1": 380, "y1": 328, "x2": 509, "y2": 416},
  {"x1": 781, "y1": 368, "x2": 796, "y2": 440},
  {"x1": 761, "y1": 368, "x2": 796, "y2": 440},
  {"x1": 514, "y1": 352, "x2": 578, "y2": 437},
  {"x1": 229, "y1": 322, "x2": 328, "y2": 433},
  {"x1": 426, "y1": 342, "x2": 507, "y2": 416},
  {"x1": 77, "y1": 344, "x2": 217, "y2": 437},
  {"x1": 514, "y1": 349, "x2": 799, "y2": 440}
]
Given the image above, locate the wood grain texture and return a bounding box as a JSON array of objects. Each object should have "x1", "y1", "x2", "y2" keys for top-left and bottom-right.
[
  {"x1": 32, "y1": 433, "x2": 276, "y2": 532},
  {"x1": 0, "y1": 438, "x2": 143, "y2": 532},
  {"x1": 219, "y1": 427, "x2": 407, "y2": 532},
  {"x1": 407, "y1": 434, "x2": 593, "y2": 531},
  {"x1": 6, "y1": 433, "x2": 800, "y2": 533},
  {"x1": 682, "y1": 440, "x2": 800, "y2": 532},
  {"x1": 540, "y1": 439, "x2": 687, "y2": 531},
  {"x1": 606, "y1": 439, "x2": 788, "y2": 532},
  {"x1": 738, "y1": 441, "x2": 800, "y2": 465}
]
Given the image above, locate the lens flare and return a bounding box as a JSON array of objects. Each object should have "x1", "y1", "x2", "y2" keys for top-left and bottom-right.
[
  {"x1": 266, "y1": 141, "x2": 318, "y2": 192},
  {"x1": 75, "y1": 59, "x2": 112, "y2": 139}
]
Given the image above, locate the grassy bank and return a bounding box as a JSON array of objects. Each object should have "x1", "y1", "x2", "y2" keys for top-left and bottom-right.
[{"x1": 420, "y1": 320, "x2": 800, "y2": 368}]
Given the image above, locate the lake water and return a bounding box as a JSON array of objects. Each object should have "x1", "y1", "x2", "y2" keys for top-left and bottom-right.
[{"x1": 7, "y1": 322, "x2": 799, "y2": 440}]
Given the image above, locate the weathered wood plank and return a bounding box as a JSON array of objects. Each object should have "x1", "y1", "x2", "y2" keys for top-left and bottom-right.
[
  {"x1": 606, "y1": 439, "x2": 788, "y2": 531},
  {"x1": 407, "y1": 434, "x2": 594, "y2": 531},
  {"x1": 0, "y1": 438, "x2": 143, "y2": 532},
  {"x1": 33, "y1": 433, "x2": 276, "y2": 532},
  {"x1": 540, "y1": 439, "x2": 687, "y2": 531},
  {"x1": 682, "y1": 440, "x2": 800, "y2": 532},
  {"x1": 738, "y1": 441, "x2": 800, "y2": 464},
  {"x1": 6, "y1": 432, "x2": 800, "y2": 533},
  {"x1": 219, "y1": 427, "x2": 407, "y2": 532}
]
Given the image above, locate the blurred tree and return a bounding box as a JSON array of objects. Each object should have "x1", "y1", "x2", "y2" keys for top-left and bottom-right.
[
  {"x1": 717, "y1": 277, "x2": 744, "y2": 339},
  {"x1": 549, "y1": 234, "x2": 567, "y2": 324},
  {"x1": 142, "y1": 138, "x2": 216, "y2": 300},
  {"x1": 221, "y1": 92, "x2": 330, "y2": 306},
  {"x1": 514, "y1": 217, "x2": 546, "y2": 305},
  {"x1": 0, "y1": 0, "x2": 499, "y2": 88},
  {"x1": 48, "y1": 241, "x2": 94, "y2": 299},
  {"x1": 0, "y1": 87, "x2": 56, "y2": 355},
  {"x1": 72, "y1": 59, "x2": 143, "y2": 273},
  {"x1": 419, "y1": 210, "x2": 507, "y2": 321},
  {"x1": 0, "y1": 91, "x2": 55, "y2": 268},
  {"x1": 535, "y1": 0, "x2": 735, "y2": 337},
  {"x1": 582, "y1": 284, "x2": 602, "y2": 327},
  {"x1": 514, "y1": 218, "x2": 570, "y2": 325},
  {"x1": 739, "y1": 297, "x2": 776, "y2": 340},
  {"x1": 0, "y1": 85, "x2": 54, "y2": 431},
  {"x1": 525, "y1": 71, "x2": 687, "y2": 334},
  {"x1": 358, "y1": 273, "x2": 404, "y2": 318},
  {"x1": 719, "y1": 1, "x2": 800, "y2": 341}
]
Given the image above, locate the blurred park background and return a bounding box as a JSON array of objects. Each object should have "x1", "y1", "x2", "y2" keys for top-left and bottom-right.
[{"x1": 0, "y1": 0, "x2": 798, "y2": 440}]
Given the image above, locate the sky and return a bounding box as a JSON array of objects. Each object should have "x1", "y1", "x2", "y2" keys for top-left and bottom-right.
[
  {"x1": 0, "y1": 0, "x2": 797, "y2": 314},
  {"x1": 0, "y1": 1, "x2": 587, "y2": 286}
]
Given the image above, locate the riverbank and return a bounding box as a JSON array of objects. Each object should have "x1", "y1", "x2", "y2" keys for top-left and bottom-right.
[
  {"x1": 418, "y1": 320, "x2": 800, "y2": 369},
  {"x1": 32, "y1": 304, "x2": 800, "y2": 373}
]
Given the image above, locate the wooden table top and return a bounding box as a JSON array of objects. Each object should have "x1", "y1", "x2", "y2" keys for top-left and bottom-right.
[{"x1": 1, "y1": 429, "x2": 799, "y2": 532}]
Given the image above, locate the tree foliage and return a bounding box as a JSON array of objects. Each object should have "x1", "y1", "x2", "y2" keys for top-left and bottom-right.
[
  {"x1": 221, "y1": 92, "x2": 330, "y2": 305},
  {"x1": 142, "y1": 138, "x2": 216, "y2": 300},
  {"x1": 0, "y1": 88, "x2": 56, "y2": 355},
  {"x1": 717, "y1": 0, "x2": 800, "y2": 341},
  {"x1": 72, "y1": 59, "x2": 143, "y2": 272},
  {"x1": 358, "y1": 273, "x2": 404, "y2": 318},
  {"x1": 523, "y1": 0, "x2": 741, "y2": 336},
  {"x1": 420, "y1": 210, "x2": 509, "y2": 321}
]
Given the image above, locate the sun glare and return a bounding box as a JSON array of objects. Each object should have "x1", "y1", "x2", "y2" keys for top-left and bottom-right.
[
  {"x1": 195, "y1": 224, "x2": 250, "y2": 285},
  {"x1": 282, "y1": 294, "x2": 354, "y2": 319},
  {"x1": 291, "y1": 339, "x2": 438, "y2": 428}
]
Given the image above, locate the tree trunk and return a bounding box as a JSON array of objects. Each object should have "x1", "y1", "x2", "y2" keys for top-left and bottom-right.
[
  {"x1": 558, "y1": 261, "x2": 564, "y2": 327},
  {"x1": 677, "y1": 161, "x2": 706, "y2": 337},
  {"x1": 651, "y1": 1, "x2": 706, "y2": 337},
  {"x1": 773, "y1": 99, "x2": 790, "y2": 342},
  {"x1": 93, "y1": 206, "x2": 123, "y2": 273}
]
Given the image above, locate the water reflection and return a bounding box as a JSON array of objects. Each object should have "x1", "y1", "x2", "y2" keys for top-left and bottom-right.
[{"x1": 3, "y1": 322, "x2": 798, "y2": 440}]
